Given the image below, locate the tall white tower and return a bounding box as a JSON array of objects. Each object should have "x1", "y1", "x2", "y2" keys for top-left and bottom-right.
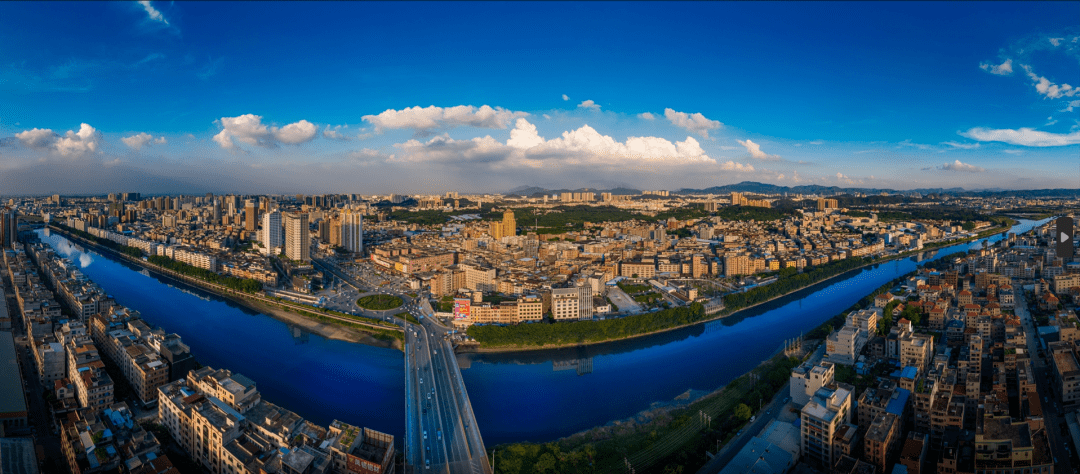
[{"x1": 261, "y1": 210, "x2": 282, "y2": 255}]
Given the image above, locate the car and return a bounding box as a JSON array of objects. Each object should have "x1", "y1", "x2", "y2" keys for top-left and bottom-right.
[
  {"x1": 425, "y1": 459, "x2": 430, "y2": 469},
  {"x1": 420, "y1": 378, "x2": 423, "y2": 384},
  {"x1": 423, "y1": 430, "x2": 427, "y2": 439},
  {"x1": 437, "y1": 430, "x2": 442, "y2": 440}
]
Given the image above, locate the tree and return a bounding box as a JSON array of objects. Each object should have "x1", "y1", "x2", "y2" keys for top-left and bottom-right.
[
  {"x1": 734, "y1": 403, "x2": 752, "y2": 421},
  {"x1": 901, "y1": 305, "x2": 921, "y2": 325},
  {"x1": 534, "y1": 453, "x2": 556, "y2": 473}
]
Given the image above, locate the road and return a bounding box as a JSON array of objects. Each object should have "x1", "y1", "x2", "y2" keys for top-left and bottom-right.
[
  {"x1": 316, "y1": 257, "x2": 490, "y2": 473},
  {"x1": 2, "y1": 261, "x2": 66, "y2": 473},
  {"x1": 697, "y1": 343, "x2": 825, "y2": 474},
  {"x1": 1016, "y1": 289, "x2": 1076, "y2": 469}
]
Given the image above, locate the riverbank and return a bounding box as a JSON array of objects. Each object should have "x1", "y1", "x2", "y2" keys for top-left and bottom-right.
[
  {"x1": 465, "y1": 223, "x2": 1013, "y2": 354},
  {"x1": 487, "y1": 345, "x2": 810, "y2": 473},
  {"x1": 46, "y1": 226, "x2": 403, "y2": 351}
]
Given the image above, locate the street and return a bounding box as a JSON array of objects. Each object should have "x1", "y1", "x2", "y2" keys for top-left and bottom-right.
[
  {"x1": 1016, "y1": 289, "x2": 1076, "y2": 470},
  {"x1": 2, "y1": 263, "x2": 66, "y2": 473}
]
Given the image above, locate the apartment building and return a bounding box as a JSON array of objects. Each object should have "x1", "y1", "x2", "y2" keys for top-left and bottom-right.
[
  {"x1": 66, "y1": 339, "x2": 115, "y2": 410},
  {"x1": 551, "y1": 286, "x2": 594, "y2": 321},
  {"x1": 188, "y1": 367, "x2": 262, "y2": 414},
  {"x1": 1049, "y1": 341, "x2": 1080, "y2": 410},
  {"x1": 790, "y1": 360, "x2": 835, "y2": 407},
  {"x1": 863, "y1": 413, "x2": 901, "y2": 473},
  {"x1": 801, "y1": 383, "x2": 854, "y2": 468}
]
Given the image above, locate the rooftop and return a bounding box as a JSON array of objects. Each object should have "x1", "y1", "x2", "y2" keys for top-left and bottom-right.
[{"x1": 0, "y1": 332, "x2": 28, "y2": 417}]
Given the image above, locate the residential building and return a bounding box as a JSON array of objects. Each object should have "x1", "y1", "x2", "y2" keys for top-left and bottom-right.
[
  {"x1": 801, "y1": 383, "x2": 854, "y2": 468},
  {"x1": 283, "y1": 212, "x2": 310, "y2": 262},
  {"x1": 790, "y1": 360, "x2": 835, "y2": 407}
]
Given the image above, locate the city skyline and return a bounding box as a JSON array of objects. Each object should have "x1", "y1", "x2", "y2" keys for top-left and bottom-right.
[{"x1": 2, "y1": 2, "x2": 1079, "y2": 195}]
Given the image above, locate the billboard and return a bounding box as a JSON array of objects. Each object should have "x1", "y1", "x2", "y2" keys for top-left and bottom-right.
[{"x1": 453, "y1": 298, "x2": 471, "y2": 320}]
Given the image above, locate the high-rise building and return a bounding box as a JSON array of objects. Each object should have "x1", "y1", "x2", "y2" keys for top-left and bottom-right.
[
  {"x1": 212, "y1": 200, "x2": 221, "y2": 224},
  {"x1": 244, "y1": 199, "x2": 258, "y2": 232},
  {"x1": 341, "y1": 208, "x2": 363, "y2": 254},
  {"x1": 817, "y1": 198, "x2": 839, "y2": 211},
  {"x1": 261, "y1": 211, "x2": 283, "y2": 255},
  {"x1": 283, "y1": 212, "x2": 310, "y2": 262},
  {"x1": 0, "y1": 208, "x2": 17, "y2": 248},
  {"x1": 489, "y1": 210, "x2": 517, "y2": 240}
]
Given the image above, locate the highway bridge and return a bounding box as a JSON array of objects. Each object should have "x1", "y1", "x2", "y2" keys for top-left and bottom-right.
[{"x1": 315, "y1": 258, "x2": 491, "y2": 473}]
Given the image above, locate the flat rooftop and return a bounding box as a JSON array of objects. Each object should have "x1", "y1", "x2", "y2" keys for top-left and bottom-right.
[{"x1": 0, "y1": 332, "x2": 28, "y2": 417}]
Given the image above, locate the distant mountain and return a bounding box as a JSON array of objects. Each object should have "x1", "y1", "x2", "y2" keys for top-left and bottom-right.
[{"x1": 676, "y1": 181, "x2": 1080, "y2": 198}]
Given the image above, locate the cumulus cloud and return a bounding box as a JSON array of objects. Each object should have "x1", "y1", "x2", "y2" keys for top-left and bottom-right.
[
  {"x1": 562, "y1": 94, "x2": 569, "y2": 101},
  {"x1": 362, "y1": 105, "x2": 527, "y2": 134},
  {"x1": 979, "y1": 58, "x2": 1013, "y2": 75},
  {"x1": 638, "y1": 112, "x2": 656, "y2": 120},
  {"x1": 137, "y1": 1, "x2": 169, "y2": 25},
  {"x1": 941, "y1": 141, "x2": 980, "y2": 150},
  {"x1": 322, "y1": 125, "x2": 350, "y2": 141},
  {"x1": 719, "y1": 161, "x2": 754, "y2": 172},
  {"x1": 939, "y1": 160, "x2": 985, "y2": 172},
  {"x1": 386, "y1": 117, "x2": 722, "y2": 173},
  {"x1": 961, "y1": 127, "x2": 1080, "y2": 147},
  {"x1": 212, "y1": 114, "x2": 318, "y2": 150},
  {"x1": 14, "y1": 123, "x2": 102, "y2": 156},
  {"x1": 1022, "y1": 65, "x2": 1076, "y2": 99},
  {"x1": 1061, "y1": 100, "x2": 1080, "y2": 112},
  {"x1": 736, "y1": 139, "x2": 780, "y2": 161},
  {"x1": 577, "y1": 100, "x2": 600, "y2": 111},
  {"x1": 121, "y1": 132, "x2": 167, "y2": 150},
  {"x1": 664, "y1": 108, "x2": 722, "y2": 138},
  {"x1": 1050, "y1": 37, "x2": 1064, "y2": 47}
]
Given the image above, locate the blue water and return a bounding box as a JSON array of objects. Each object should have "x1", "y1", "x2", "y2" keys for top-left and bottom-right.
[
  {"x1": 459, "y1": 218, "x2": 1050, "y2": 445},
  {"x1": 36, "y1": 218, "x2": 1048, "y2": 448},
  {"x1": 35, "y1": 229, "x2": 406, "y2": 441}
]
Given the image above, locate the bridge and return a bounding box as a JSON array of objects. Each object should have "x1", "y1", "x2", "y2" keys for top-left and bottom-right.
[
  {"x1": 315, "y1": 258, "x2": 491, "y2": 473},
  {"x1": 404, "y1": 305, "x2": 492, "y2": 473}
]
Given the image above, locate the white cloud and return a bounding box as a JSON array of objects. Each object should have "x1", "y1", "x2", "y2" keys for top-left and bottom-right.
[
  {"x1": 961, "y1": 127, "x2": 1080, "y2": 147},
  {"x1": 939, "y1": 160, "x2": 985, "y2": 172},
  {"x1": 137, "y1": 1, "x2": 169, "y2": 25},
  {"x1": 1003, "y1": 149, "x2": 1025, "y2": 155},
  {"x1": 15, "y1": 123, "x2": 101, "y2": 156},
  {"x1": 361, "y1": 105, "x2": 528, "y2": 133},
  {"x1": 1062, "y1": 100, "x2": 1080, "y2": 112},
  {"x1": 638, "y1": 112, "x2": 656, "y2": 120},
  {"x1": 388, "y1": 118, "x2": 719, "y2": 171},
  {"x1": 1022, "y1": 65, "x2": 1076, "y2": 99},
  {"x1": 664, "y1": 108, "x2": 722, "y2": 138},
  {"x1": 979, "y1": 58, "x2": 1013, "y2": 75},
  {"x1": 719, "y1": 161, "x2": 754, "y2": 172},
  {"x1": 1050, "y1": 37, "x2": 1064, "y2": 47},
  {"x1": 808, "y1": 140, "x2": 824, "y2": 145},
  {"x1": 940, "y1": 141, "x2": 980, "y2": 150},
  {"x1": 562, "y1": 94, "x2": 569, "y2": 101},
  {"x1": 736, "y1": 139, "x2": 780, "y2": 160},
  {"x1": 274, "y1": 120, "x2": 318, "y2": 144},
  {"x1": 323, "y1": 125, "x2": 350, "y2": 141},
  {"x1": 212, "y1": 114, "x2": 318, "y2": 150},
  {"x1": 121, "y1": 132, "x2": 167, "y2": 150},
  {"x1": 577, "y1": 100, "x2": 600, "y2": 111}
]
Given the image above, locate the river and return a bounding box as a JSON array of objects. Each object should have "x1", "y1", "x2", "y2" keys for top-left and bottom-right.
[{"x1": 35, "y1": 218, "x2": 1048, "y2": 447}]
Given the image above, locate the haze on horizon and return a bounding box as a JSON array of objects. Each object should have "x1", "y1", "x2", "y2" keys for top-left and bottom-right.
[{"x1": 1, "y1": 2, "x2": 1078, "y2": 196}]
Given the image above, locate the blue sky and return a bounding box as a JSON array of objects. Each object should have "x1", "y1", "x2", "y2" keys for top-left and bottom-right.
[{"x1": 1, "y1": 1, "x2": 1078, "y2": 195}]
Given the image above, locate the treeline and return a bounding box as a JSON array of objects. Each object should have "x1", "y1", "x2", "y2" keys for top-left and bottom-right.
[
  {"x1": 54, "y1": 224, "x2": 145, "y2": 259},
  {"x1": 723, "y1": 257, "x2": 873, "y2": 310},
  {"x1": 147, "y1": 255, "x2": 263, "y2": 293},
  {"x1": 467, "y1": 303, "x2": 706, "y2": 347}
]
